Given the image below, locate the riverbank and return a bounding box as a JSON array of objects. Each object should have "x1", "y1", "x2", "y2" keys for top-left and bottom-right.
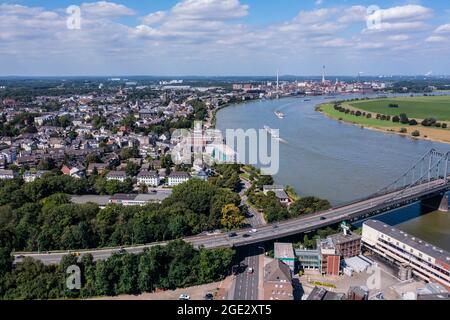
[{"x1": 317, "y1": 103, "x2": 450, "y2": 144}]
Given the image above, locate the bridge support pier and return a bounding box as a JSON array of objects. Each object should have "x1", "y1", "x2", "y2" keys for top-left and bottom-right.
[
  {"x1": 422, "y1": 194, "x2": 449, "y2": 213},
  {"x1": 438, "y1": 195, "x2": 449, "y2": 212}
]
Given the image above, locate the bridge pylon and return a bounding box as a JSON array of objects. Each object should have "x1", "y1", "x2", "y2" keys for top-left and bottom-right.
[{"x1": 371, "y1": 149, "x2": 450, "y2": 203}]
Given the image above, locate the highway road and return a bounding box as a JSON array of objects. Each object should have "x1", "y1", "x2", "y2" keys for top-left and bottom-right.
[
  {"x1": 14, "y1": 178, "x2": 450, "y2": 265},
  {"x1": 233, "y1": 246, "x2": 260, "y2": 300},
  {"x1": 240, "y1": 179, "x2": 266, "y2": 228}
]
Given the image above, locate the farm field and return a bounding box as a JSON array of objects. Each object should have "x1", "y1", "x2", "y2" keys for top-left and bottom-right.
[
  {"x1": 347, "y1": 96, "x2": 450, "y2": 121},
  {"x1": 317, "y1": 102, "x2": 450, "y2": 144}
]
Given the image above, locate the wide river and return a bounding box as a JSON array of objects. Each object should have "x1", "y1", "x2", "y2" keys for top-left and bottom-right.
[{"x1": 216, "y1": 95, "x2": 450, "y2": 250}]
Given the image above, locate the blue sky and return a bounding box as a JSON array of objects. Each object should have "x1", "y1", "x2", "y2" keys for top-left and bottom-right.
[{"x1": 1, "y1": 0, "x2": 450, "y2": 76}]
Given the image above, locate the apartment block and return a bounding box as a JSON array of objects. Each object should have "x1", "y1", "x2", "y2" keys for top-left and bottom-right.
[{"x1": 362, "y1": 220, "x2": 450, "y2": 290}]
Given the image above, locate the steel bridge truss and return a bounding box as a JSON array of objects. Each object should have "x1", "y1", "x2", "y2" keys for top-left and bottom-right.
[{"x1": 371, "y1": 149, "x2": 450, "y2": 201}]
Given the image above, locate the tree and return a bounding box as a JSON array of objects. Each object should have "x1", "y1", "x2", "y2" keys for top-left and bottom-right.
[
  {"x1": 399, "y1": 113, "x2": 409, "y2": 124},
  {"x1": 256, "y1": 175, "x2": 274, "y2": 189},
  {"x1": 220, "y1": 204, "x2": 245, "y2": 231},
  {"x1": 422, "y1": 118, "x2": 437, "y2": 127},
  {"x1": 0, "y1": 229, "x2": 14, "y2": 278},
  {"x1": 37, "y1": 158, "x2": 56, "y2": 171},
  {"x1": 138, "y1": 183, "x2": 148, "y2": 194},
  {"x1": 126, "y1": 161, "x2": 140, "y2": 177},
  {"x1": 120, "y1": 147, "x2": 139, "y2": 161},
  {"x1": 290, "y1": 197, "x2": 331, "y2": 217},
  {"x1": 198, "y1": 248, "x2": 234, "y2": 283}
]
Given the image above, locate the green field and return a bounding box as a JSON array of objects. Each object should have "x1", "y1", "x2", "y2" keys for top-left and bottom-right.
[
  {"x1": 348, "y1": 96, "x2": 450, "y2": 121},
  {"x1": 319, "y1": 104, "x2": 402, "y2": 128}
]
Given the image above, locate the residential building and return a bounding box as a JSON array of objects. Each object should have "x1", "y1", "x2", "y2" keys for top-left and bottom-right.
[
  {"x1": 23, "y1": 170, "x2": 49, "y2": 183},
  {"x1": 106, "y1": 171, "x2": 127, "y2": 182},
  {"x1": 307, "y1": 287, "x2": 346, "y2": 300},
  {"x1": 274, "y1": 243, "x2": 296, "y2": 272},
  {"x1": 295, "y1": 247, "x2": 321, "y2": 271},
  {"x1": 329, "y1": 232, "x2": 362, "y2": 259},
  {"x1": 263, "y1": 259, "x2": 294, "y2": 301},
  {"x1": 109, "y1": 191, "x2": 172, "y2": 206},
  {"x1": 168, "y1": 171, "x2": 191, "y2": 187},
  {"x1": 263, "y1": 185, "x2": 290, "y2": 204},
  {"x1": 0, "y1": 169, "x2": 15, "y2": 180},
  {"x1": 137, "y1": 170, "x2": 160, "y2": 187},
  {"x1": 347, "y1": 286, "x2": 369, "y2": 300},
  {"x1": 362, "y1": 220, "x2": 450, "y2": 290},
  {"x1": 320, "y1": 238, "x2": 341, "y2": 276},
  {"x1": 87, "y1": 163, "x2": 109, "y2": 175}
]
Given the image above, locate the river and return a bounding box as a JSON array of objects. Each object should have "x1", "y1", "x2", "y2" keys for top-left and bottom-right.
[{"x1": 216, "y1": 95, "x2": 450, "y2": 250}]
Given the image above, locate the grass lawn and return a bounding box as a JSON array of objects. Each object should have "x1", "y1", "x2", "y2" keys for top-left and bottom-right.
[
  {"x1": 318, "y1": 104, "x2": 402, "y2": 128},
  {"x1": 348, "y1": 96, "x2": 450, "y2": 121}
]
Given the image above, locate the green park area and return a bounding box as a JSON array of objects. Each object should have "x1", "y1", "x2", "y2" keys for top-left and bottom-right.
[
  {"x1": 318, "y1": 103, "x2": 402, "y2": 128},
  {"x1": 317, "y1": 96, "x2": 450, "y2": 143},
  {"x1": 348, "y1": 96, "x2": 450, "y2": 121}
]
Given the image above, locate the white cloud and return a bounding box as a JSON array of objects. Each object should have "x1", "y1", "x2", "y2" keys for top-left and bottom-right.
[
  {"x1": 171, "y1": 0, "x2": 248, "y2": 20},
  {"x1": 387, "y1": 34, "x2": 410, "y2": 41},
  {"x1": 81, "y1": 1, "x2": 136, "y2": 18},
  {"x1": 0, "y1": 1, "x2": 448, "y2": 75},
  {"x1": 426, "y1": 35, "x2": 447, "y2": 42},
  {"x1": 375, "y1": 5, "x2": 433, "y2": 22},
  {"x1": 435, "y1": 24, "x2": 450, "y2": 34},
  {"x1": 366, "y1": 21, "x2": 428, "y2": 32},
  {"x1": 294, "y1": 8, "x2": 336, "y2": 24},
  {"x1": 141, "y1": 11, "x2": 167, "y2": 25},
  {"x1": 338, "y1": 6, "x2": 367, "y2": 24}
]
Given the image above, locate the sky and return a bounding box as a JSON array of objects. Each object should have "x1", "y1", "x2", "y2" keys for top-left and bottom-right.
[{"x1": 1, "y1": 0, "x2": 450, "y2": 76}]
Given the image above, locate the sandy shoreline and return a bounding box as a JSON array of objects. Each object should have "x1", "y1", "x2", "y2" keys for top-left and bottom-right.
[{"x1": 318, "y1": 109, "x2": 450, "y2": 145}]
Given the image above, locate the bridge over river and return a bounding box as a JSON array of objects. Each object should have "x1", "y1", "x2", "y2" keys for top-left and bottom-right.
[{"x1": 14, "y1": 149, "x2": 450, "y2": 265}]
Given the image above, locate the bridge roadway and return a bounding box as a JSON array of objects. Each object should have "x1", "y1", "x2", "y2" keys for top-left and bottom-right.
[{"x1": 14, "y1": 178, "x2": 450, "y2": 265}]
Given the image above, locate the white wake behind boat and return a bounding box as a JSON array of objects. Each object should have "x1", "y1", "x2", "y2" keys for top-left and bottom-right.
[{"x1": 274, "y1": 111, "x2": 285, "y2": 119}]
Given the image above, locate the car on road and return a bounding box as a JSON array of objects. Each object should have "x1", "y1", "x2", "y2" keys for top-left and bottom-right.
[
  {"x1": 228, "y1": 232, "x2": 238, "y2": 238},
  {"x1": 247, "y1": 267, "x2": 254, "y2": 274},
  {"x1": 320, "y1": 217, "x2": 327, "y2": 221},
  {"x1": 204, "y1": 293, "x2": 214, "y2": 300},
  {"x1": 242, "y1": 234, "x2": 251, "y2": 238},
  {"x1": 179, "y1": 294, "x2": 190, "y2": 300}
]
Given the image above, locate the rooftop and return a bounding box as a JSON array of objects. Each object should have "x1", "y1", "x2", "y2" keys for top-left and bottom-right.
[
  {"x1": 274, "y1": 243, "x2": 295, "y2": 260},
  {"x1": 169, "y1": 171, "x2": 191, "y2": 178},
  {"x1": 264, "y1": 259, "x2": 292, "y2": 283},
  {"x1": 329, "y1": 232, "x2": 362, "y2": 245},
  {"x1": 137, "y1": 170, "x2": 159, "y2": 178},
  {"x1": 107, "y1": 171, "x2": 127, "y2": 177},
  {"x1": 364, "y1": 220, "x2": 450, "y2": 264}
]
